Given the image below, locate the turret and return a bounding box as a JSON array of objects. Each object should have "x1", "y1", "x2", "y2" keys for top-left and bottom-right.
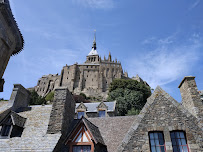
[{"x1": 108, "y1": 52, "x2": 112, "y2": 62}]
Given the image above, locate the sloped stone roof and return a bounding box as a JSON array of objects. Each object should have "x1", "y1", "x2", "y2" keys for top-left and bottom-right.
[
  {"x1": 88, "y1": 116, "x2": 137, "y2": 152},
  {"x1": 10, "y1": 111, "x2": 26, "y2": 127},
  {"x1": 83, "y1": 117, "x2": 105, "y2": 145},
  {"x1": 0, "y1": 105, "x2": 61, "y2": 151}
]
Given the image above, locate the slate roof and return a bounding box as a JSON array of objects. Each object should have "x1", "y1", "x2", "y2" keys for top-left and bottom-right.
[
  {"x1": 10, "y1": 111, "x2": 26, "y2": 128},
  {"x1": 83, "y1": 117, "x2": 105, "y2": 145},
  {"x1": 0, "y1": 0, "x2": 24, "y2": 55},
  {"x1": 0, "y1": 105, "x2": 61, "y2": 151},
  {"x1": 0, "y1": 109, "x2": 26, "y2": 128},
  {"x1": 88, "y1": 116, "x2": 137, "y2": 152},
  {"x1": 75, "y1": 101, "x2": 116, "y2": 113}
]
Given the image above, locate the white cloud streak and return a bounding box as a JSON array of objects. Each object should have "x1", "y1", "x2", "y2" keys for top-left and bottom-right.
[
  {"x1": 128, "y1": 34, "x2": 202, "y2": 89},
  {"x1": 73, "y1": 0, "x2": 114, "y2": 9},
  {"x1": 189, "y1": 0, "x2": 200, "y2": 10}
]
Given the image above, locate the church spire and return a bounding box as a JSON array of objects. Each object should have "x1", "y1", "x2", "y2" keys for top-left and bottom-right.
[
  {"x1": 88, "y1": 30, "x2": 98, "y2": 56},
  {"x1": 92, "y1": 30, "x2": 96, "y2": 50}
]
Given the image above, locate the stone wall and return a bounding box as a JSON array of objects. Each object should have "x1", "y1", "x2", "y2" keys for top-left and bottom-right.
[{"x1": 118, "y1": 87, "x2": 203, "y2": 152}]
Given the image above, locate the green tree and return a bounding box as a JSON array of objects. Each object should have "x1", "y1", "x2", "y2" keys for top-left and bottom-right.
[
  {"x1": 79, "y1": 93, "x2": 87, "y2": 99},
  {"x1": 29, "y1": 90, "x2": 46, "y2": 105},
  {"x1": 107, "y1": 79, "x2": 151, "y2": 116},
  {"x1": 45, "y1": 91, "x2": 54, "y2": 102}
]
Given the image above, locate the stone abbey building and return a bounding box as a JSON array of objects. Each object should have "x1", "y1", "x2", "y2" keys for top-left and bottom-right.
[{"x1": 34, "y1": 36, "x2": 130, "y2": 99}]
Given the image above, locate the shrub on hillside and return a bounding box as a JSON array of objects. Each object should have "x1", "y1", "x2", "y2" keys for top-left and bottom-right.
[
  {"x1": 29, "y1": 90, "x2": 46, "y2": 105},
  {"x1": 45, "y1": 91, "x2": 54, "y2": 102},
  {"x1": 107, "y1": 79, "x2": 151, "y2": 116}
]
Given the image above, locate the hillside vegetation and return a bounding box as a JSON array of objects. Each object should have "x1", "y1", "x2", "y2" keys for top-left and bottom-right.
[{"x1": 107, "y1": 79, "x2": 151, "y2": 116}]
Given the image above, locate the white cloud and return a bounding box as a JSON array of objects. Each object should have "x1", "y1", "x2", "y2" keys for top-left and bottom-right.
[
  {"x1": 189, "y1": 0, "x2": 200, "y2": 10},
  {"x1": 128, "y1": 34, "x2": 202, "y2": 89},
  {"x1": 73, "y1": 0, "x2": 114, "y2": 9}
]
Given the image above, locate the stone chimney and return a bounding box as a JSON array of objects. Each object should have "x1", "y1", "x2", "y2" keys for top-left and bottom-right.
[
  {"x1": 47, "y1": 87, "x2": 75, "y2": 135},
  {"x1": 178, "y1": 76, "x2": 202, "y2": 118},
  {"x1": 8, "y1": 84, "x2": 30, "y2": 111}
]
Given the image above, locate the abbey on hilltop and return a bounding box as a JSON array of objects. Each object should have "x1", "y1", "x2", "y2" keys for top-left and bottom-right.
[{"x1": 34, "y1": 34, "x2": 148, "y2": 99}]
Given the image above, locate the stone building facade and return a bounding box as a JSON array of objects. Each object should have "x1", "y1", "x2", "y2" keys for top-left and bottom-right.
[
  {"x1": 35, "y1": 37, "x2": 128, "y2": 99},
  {"x1": 0, "y1": 76, "x2": 202, "y2": 152},
  {"x1": 0, "y1": 0, "x2": 24, "y2": 92}
]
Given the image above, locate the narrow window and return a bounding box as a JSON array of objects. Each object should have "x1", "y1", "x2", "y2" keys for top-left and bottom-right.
[
  {"x1": 0, "y1": 125, "x2": 11, "y2": 137},
  {"x1": 149, "y1": 132, "x2": 166, "y2": 152},
  {"x1": 87, "y1": 66, "x2": 88, "y2": 68},
  {"x1": 170, "y1": 131, "x2": 189, "y2": 152},
  {"x1": 77, "y1": 112, "x2": 85, "y2": 119},
  {"x1": 99, "y1": 110, "x2": 106, "y2": 117}
]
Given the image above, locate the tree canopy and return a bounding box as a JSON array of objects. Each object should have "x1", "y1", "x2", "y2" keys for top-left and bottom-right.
[
  {"x1": 29, "y1": 90, "x2": 46, "y2": 105},
  {"x1": 107, "y1": 79, "x2": 151, "y2": 116}
]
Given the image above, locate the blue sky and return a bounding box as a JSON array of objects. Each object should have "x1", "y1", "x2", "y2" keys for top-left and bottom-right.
[{"x1": 1, "y1": 0, "x2": 203, "y2": 101}]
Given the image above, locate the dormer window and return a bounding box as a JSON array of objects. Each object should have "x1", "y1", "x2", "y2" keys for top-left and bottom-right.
[
  {"x1": 99, "y1": 110, "x2": 106, "y2": 117},
  {"x1": 0, "y1": 111, "x2": 26, "y2": 139},
  {"x1": 97, "y1": 101, "x2": 108, "y2": 118},
  {"x1": 76, "y1": 102, "x2": 87, "y2": 119},
  {"x1": 77, "y1": 111, "x2": 85, "y2": 119}
]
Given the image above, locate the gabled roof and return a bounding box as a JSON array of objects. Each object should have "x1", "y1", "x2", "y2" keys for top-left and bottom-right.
[
  {"x1": 75, "y1": 101, "x2": 116, "y2": 113},
  {"x1": 0, "y1": 109, "x2": 26, "y2": 128},
  {"x1": 0, "y1": 0, "x2": 24, "y2": 55},
  {"x1": 97, "y1": 101, "x2": 108, "y2": 110},
  {"x1": 76, "y1": 102, "x2": 87, "y2": 111},
  {"x1": 118, "y1": 86, "x2": 202, "y2": 151},
  {"x1": 65, "y1": 117, "x2": 105, "y2": 146}
]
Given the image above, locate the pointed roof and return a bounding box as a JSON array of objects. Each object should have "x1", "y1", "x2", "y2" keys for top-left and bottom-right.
[
  {"x1": 88, "y1": 32, "x2": 99, "y2": 56},
  {"x1": 65, "y1": 117, "x2": 105, "y2": 146},
  {"x1": 0, "y1": 109, "x2": 26, "y2": 128},
  {"x1": 118, "y1": 86, "x2": 202, "y2": 151}
]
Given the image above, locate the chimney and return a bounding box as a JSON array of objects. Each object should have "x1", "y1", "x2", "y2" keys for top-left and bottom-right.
[
  {"x1": 47, "y1": 87, "x2": 75, "y2": 135},
  {"x1": 178, "y1": 76, "x2": 202, "y2": 118},
  {"x1": 8, "y1": 84, "x2": 30, "y2": 111}
]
